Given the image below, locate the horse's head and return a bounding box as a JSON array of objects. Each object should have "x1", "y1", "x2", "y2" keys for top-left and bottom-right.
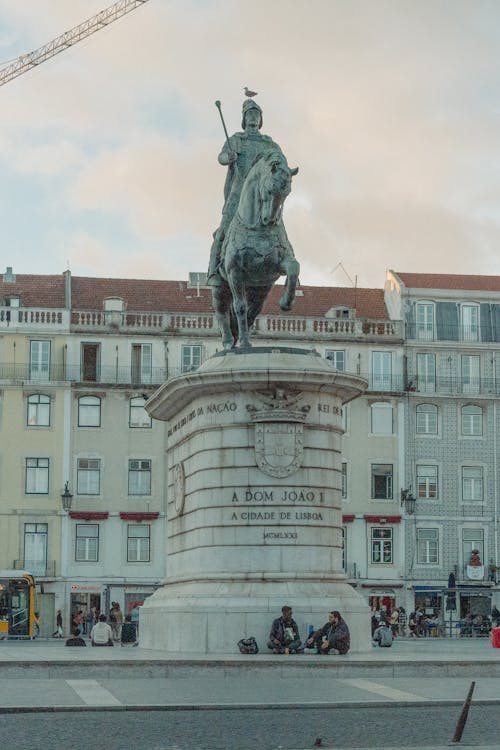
[
  {"x1": 236, "y1": 150, "x2": 299, "y2": 229},
  {"x1": 258, "y1": 151, "x2": 298, "y2": 226}
]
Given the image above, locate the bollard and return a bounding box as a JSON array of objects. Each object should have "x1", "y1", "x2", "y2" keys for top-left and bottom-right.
[{"x1": 450, "y1": 680, "x2": 475, "y2": 744}]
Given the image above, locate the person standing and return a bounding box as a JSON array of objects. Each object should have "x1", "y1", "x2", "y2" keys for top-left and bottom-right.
[
  {"x1": 130, "y1": 604, "x2": 140, "y2": 639},
  {"x1": 398, "y1": 606, "x2": 408, "y2": 637},
  {"x1": 110, "y1": 602, "x2": 123, "y2": 642},
  {"x1": 52, "y1": 609, "x2": 63, "y2": 638}
]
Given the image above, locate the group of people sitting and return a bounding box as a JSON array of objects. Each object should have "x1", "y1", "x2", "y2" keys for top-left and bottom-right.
[
  {"x1": 267, "y1": 606, "x2": 350, "y2": 655},
  {"x1": 65, "y1": 613, "x2": 138, "y2": 647}
]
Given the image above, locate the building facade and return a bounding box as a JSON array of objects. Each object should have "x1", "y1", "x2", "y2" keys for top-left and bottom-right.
[{"x1": 0, "y1": 266, "x2": 498, "y2": 635}]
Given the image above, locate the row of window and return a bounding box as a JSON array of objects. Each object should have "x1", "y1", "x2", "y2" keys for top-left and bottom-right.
[
  {"x1": 414, "y1": 301, "x2": 482, "y2": 342},
  {"x1": 413, "y1": 352, "x2": 487, "y2": 393},
  {"x1": 27, "y1": 395, "x2": 151, "y2": 428},
  {"x1": 416, "y1": 403, "x2": 483, "y2": 435},
  {"x1": 26, "y1": 341, "x2": 202, "y2": 381},
  {"x1": 25, "y1": 458, "x2": 153, "y2": 496},
  {"x1": 342, "y1": 526, "x2": 484, "y2": 567},
  {"x1": 341, "y1": 462, "x2": 489, "y2": 502},
  {"x1": 24, "y1": 522, "x2": 151, "y2": 567}
]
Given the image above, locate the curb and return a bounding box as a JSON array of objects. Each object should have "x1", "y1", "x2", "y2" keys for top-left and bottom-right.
[{"x1": 1, "y1": 698, "x2": 500, "y2": 713}]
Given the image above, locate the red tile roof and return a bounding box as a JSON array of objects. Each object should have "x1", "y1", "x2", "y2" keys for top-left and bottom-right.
[
  {"x1": 0, "y1": 274, "x2": 65, "y2": 308},
  {"x1": 71, "y1": 276, "x2": 389, "y2": 320},
  {"x1": 0, "y1": 272, "x2": 390, "y2": 320},
  {"x1": 395, "y1": 271, "x2": 500, "y2": 292}
]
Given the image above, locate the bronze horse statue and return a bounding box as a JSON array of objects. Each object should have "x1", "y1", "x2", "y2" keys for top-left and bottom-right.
[{"x1": 212, "y1": 150, "x2": 300, "y2": 349}]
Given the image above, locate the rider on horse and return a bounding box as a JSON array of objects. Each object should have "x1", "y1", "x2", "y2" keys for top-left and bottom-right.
[{"x1": 208, "y1": 99, "x2": 286, "y2": 287}]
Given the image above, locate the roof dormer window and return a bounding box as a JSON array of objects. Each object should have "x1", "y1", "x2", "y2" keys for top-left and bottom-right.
[{"x1": 104, "y1": 297, "x2": 125, "y2": 312}]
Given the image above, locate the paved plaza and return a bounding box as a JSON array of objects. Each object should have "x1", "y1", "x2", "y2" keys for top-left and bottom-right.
[
  {"x1": 1, "y1": 636, "x2": 499, "y2": 710},
  {"x1": 2, "y1": 638, "x2": 499, "y2": 749}
]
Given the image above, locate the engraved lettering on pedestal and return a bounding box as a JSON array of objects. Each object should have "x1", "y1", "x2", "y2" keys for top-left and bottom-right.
[
  {"x1": 247, "y1": 388, "x2": 310, "y2": 479},
  {"x1": 172, "y1": 462, "x2": 185, "y2": 517}
]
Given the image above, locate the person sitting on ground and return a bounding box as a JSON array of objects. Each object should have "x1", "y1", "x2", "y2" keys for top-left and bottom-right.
[
  {"x1": 90, "y1": 613, "x2": 114, "y2": 647},
  {"x1": 372, "y1": 620, "x2": 393, "y2": 647},
  {"x1": 390, "y1": 608, "x2": 399, "y2": 637},
  {"x1": 65, "y1": 627, "x2": 87, "y2": 647},
  {"x1": 268, "y1": 605, "x2": 303, "y2": 654},
  {"x1": 306, "y1": 610, "x2": 350, "y2": 655}
]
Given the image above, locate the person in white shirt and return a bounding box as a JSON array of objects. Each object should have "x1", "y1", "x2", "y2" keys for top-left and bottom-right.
[{"x1": 90, "y1": 614, "x2": 113, "y2": 647}]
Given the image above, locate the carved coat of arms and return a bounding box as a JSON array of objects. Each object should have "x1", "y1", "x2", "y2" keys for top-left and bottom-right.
[{"x1": 247, "y1": 389, "x2": 310, "y2": 479}]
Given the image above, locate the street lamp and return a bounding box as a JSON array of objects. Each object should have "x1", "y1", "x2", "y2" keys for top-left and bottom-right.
[
  {"x1": 401, "y1": 488, "x2": 416, "y2": 515},
  {"x1": 61, "y1": 482, "x2": 73, "y2": 512}
]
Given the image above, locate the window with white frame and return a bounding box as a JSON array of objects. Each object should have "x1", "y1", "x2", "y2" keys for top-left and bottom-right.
[
  {"x1": 371, "y1": 527, "x2": 393, "y2": 564},
  {"x1": 129, "y1": 397, "x2": 152, "y2": 428},
  {"x1": 325, "y1": 350, "x2": 345, "y2": 371},
  {"x1": 127, "y1": 524, "x2": 150, "y2": 562},
  {"x1": 462, "y1": 528, "x2": 484, "y2": 569},
  {"x1": 25, "y1": 458, "x2": 49, "y2": 494},
  {"x1": 29, "y1": 340, "x2": 50, "y2": 381},
  {"x1": 462, "y1": 466, "x2": 483, "y2": 502},
  {"x1": 341, "y1": 462, "x2": 347, "y2": 499},
  {"x1": 78, "y1": 396, "x2": 101, "y2": 427},
  {"x1": 77, "y1": 458, "x2": 101, "y2": 495},
  {"x1": 461, "y1": 304, "x2": 479, "y2": 342},
  {"x1": 416, "y1": 353, "x2": 436, "y2": 393},
  {"x1": 461, "y1": 405, "x2": 483, "y2": 437},
  {"x1": 128, "y1": 459, "x2": 151, "y2": 495},
  {"x1": 371, "y1": 351, "x2": 392, "y2": 391},
  {"x1": 416, "y1": 302, "x2": 435, "y2": 340},
  {"x1": 182, "y1": 345, "x2": 202, "y2": 373},
  {"x1": 462, "y1": 355, "x2": 480, "y2": 394},
  {"x1": 417, "y1": 465, "x2": 438, "y2": 499},
  {"x1": 416, "y1": 403, "x2": 438, "y2": 434},
  {"x1": 371, "y1": 464, "x2": 393, "y2": 499},
  {"x1": 24, "y1": 522, "x2": 47, "y2": 575},
  {"x1": 75, "y1": 524, "x2": 99, "y2": 562},
  {"x1": 27, "y1": 394, "x2": 50, "y2": 427},
  {"x1": 371, "y1": 402, "x2": 393, "y2": 434},
  {"x1": 131, "y1": 343, "x2": 152, "y2": 385},
  {"x1": 417, "y1": 528, "x2": 439, "y2": 564}
]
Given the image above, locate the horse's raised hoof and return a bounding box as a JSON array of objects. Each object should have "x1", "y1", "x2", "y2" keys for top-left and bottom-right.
[{"x1": 279, "y1": 293, "x2": 293, "y2": 311}]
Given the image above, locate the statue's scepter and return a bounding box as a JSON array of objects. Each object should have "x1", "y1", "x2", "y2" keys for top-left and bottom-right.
[{"x1": 215, "y1": 100, "x2": 234, "y2": 160}]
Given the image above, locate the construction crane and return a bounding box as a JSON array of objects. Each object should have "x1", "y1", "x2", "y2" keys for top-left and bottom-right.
[{"x1": 0, "y1": 0, "x2": 150, "y2": 88}]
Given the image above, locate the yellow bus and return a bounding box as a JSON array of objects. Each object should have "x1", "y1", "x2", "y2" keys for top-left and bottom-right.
[{"x1": 0, "y1": 570, "x2": 37, "y2": 639}]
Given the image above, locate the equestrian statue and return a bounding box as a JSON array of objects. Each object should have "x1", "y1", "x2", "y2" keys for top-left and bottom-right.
[{"x1": 208, "y1": 97, "x2": 300, "y2": 349}]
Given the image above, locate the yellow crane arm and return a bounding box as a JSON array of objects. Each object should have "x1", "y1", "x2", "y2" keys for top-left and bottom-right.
[{"x1": 0, "y1": 0, "x2": 150, "y2": 88}]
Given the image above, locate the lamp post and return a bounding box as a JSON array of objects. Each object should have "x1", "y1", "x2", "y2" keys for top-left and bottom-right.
[
  {"x1": 61, "y1": 482, "x2": 73, "y2": 512},
  {"x1": 60, "y1": 482, "x2": 73, "y2": 587}
]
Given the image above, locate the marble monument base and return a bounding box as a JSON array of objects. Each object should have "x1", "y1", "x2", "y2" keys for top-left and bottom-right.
[
  {"x1": 140, "y1": 578, "x2": 370, "y2": 654},
  {"x1": 141, "y1": 347, "x2": 370, "y2": 654}
]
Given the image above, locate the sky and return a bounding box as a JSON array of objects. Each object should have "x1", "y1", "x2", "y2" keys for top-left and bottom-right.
[{"x1": 0, "y1": 0, "x2": 499, "y2": 289}]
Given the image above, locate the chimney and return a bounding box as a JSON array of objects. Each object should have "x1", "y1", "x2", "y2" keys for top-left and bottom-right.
[
  {"x1": 63, "y1": 269, "x2": 71, "y2": 310},
  {"x1": 3, "y1": 267, "x2": 15, "y2": 283}
]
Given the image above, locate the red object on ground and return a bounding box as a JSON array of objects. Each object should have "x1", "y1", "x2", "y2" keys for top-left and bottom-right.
[{"x1": 491, "y1": 627, "x2": 500, "y2": 648}]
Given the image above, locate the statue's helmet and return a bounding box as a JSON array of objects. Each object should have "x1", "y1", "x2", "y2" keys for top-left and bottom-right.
[{"x1": 242, "y1": 99, "x2": 263, "y2": 129}]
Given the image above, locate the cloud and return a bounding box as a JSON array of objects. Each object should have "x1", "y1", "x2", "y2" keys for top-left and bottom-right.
[{"x1": 1, "y1": 0, "x2": 500, "y2": 287}]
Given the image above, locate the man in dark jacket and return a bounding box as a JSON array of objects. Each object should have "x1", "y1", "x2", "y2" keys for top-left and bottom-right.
[
  {"x1": 306, "y1": 611, "x2": 350, "y2": 655},
  {"x1": 268, "y1": 605, "x2": 303, "y2": 654}
]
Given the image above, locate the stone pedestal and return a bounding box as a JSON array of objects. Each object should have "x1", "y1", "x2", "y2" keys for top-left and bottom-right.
[{"x1": 140, "y1": 347, "x2": 370, "y2": 653}]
